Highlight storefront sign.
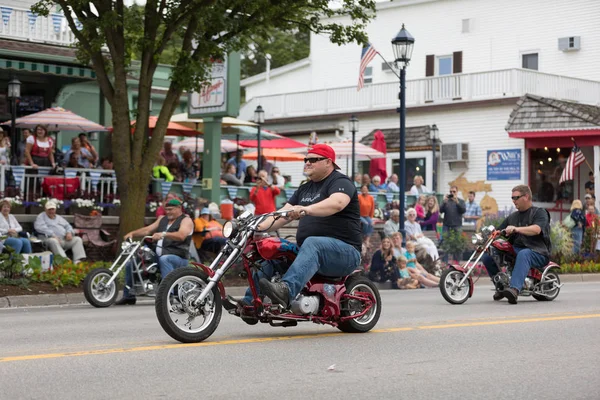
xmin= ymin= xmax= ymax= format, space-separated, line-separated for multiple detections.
xmin=487 ymin=149 xmax=521 ymax=180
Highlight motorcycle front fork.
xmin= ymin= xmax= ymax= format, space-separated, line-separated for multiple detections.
xmin=456 ymin=248 xmax=487 ymax=288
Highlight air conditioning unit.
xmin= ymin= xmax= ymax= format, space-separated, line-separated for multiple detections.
xmin=558 ymin=36 xmax=581 ymax=51
xmin=441 ymin=143 xmax=469 ymax=162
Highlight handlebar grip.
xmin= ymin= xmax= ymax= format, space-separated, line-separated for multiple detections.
xmin=501 ymin=229 xmax=508 ymax=236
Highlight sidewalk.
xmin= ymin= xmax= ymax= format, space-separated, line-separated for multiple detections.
xmin=1 ymin=274 xmax=599 ymax=309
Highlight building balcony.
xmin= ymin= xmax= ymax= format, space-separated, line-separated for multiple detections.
xmin=240 ymin=68 xmax=600 ymax=121
xmin=0 ymin=6 xmax=75 ymax=46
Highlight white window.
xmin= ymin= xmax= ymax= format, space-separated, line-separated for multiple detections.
xmin=436 ymin=55 xmax=453 ymax=76
xmin=363 ymin=66 xmax=373 ymax=84
xmin=522 ymin=53 xmax=539 ymax=70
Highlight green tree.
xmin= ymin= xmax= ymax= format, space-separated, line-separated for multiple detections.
xmin=241 ymin=28 xmax=310 ymax=79
xmin=32 ymin=0 xmax=376 ymax=237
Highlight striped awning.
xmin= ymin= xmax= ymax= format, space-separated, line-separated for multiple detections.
xmin=0 ymin=57 xmax=95 ymax=79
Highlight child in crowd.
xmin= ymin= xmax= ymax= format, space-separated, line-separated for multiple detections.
xmin=405 ymin=241 xmax=439 ymax=288
xmin=415 ymin=194 xmax=427 ymax=221
xmin=396 ymin=255 xmax=420 ymax=289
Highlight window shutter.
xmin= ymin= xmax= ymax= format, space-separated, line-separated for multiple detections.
xmin=425 ymin=55 xmax=434 ymax=76
xmin=453 ymin=51 xmax=463 ymax=73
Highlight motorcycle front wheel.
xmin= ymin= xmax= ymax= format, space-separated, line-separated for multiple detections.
xmin=155 ymin=267 xmax=222 ymax=343
xmin=83 ymin=268 xmax=119 ymax=308
xmin=440 ymin=268 xmax=471 ymax=305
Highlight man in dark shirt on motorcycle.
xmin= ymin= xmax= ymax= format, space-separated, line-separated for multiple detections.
xmin=238 ymin=144 xmax=362 ymax=316
xmin=482 ymin=185 xmax=551 ymax=304
xmin=115 ymin=199 xmax=194 ymax=305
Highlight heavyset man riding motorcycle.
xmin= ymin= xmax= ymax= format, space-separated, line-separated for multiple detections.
xmin=115 ymin=199 xmax=194 ymax=305
xmin=238 ymin=144 xmax=362 ymax=317
xmin=482 ymin=185 xmax=551 ymax=304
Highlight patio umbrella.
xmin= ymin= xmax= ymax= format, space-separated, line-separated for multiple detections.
xmin=327 ymin=141 xmax=386 ymax=160
xmin=108 ymin=116 xmax=197 ymax=137
xmin=369 ymin=130 xmax=388 ymax=181
xmin=242 ymin=148 xmax=305 ymax=163
xmin=3 ymin=107 xmax=108 ymax=132
xmin=238 ymin=136 xmax=306 ymax=149
xmin=171 ymin=137 xmax=239 ymax=153
xmin=170 ymin=113 xmax=281 ymax=140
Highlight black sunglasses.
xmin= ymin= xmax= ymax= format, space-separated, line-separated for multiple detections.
xmin=511 ymin=195 xmax=524 ymax=201
xmin=304 ymin=157 xmax=327 ymax=164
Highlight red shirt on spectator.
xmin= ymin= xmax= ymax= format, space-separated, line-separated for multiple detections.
xmin=250 ymin=185 xmax=281 ymax=215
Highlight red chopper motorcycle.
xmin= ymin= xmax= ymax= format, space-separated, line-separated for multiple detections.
xmin=155 ymin=210 xmax=381 ymax=343
xmin=439 ymin=225 xmax=562 ymax=304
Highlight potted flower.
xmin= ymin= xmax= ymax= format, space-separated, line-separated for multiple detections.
xmin=146 ymin=201 xmax=159 ymax=217
xmin=104 ymin=198 xmax=121 ymax=217
xmin=70 ymin=198 xmax=96 ymax=216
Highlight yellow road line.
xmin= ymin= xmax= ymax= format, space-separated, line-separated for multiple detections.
xmin=2 ymin=313 xmax=599 ymax=363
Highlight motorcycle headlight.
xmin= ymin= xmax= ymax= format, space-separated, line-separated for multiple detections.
xmin=222 ymin=220 xmax=238 ymax=238
xmin=121 ymin=241 xmax=132 ymax=251
xmin=471 ymin=233 xmax=483 ymax=245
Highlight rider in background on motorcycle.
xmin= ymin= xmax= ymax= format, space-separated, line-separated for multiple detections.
xmin=240 ymin=143 xmax=362 ymax=311
xmin=115 ymin=199 xmax=193 ymax=305
xmin=482 ymin=185 xmax=551 ymax=304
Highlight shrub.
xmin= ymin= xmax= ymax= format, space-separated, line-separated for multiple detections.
xmin=550 ymin=221 xmax=574 ymax=264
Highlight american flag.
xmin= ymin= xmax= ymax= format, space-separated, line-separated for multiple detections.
xmin=559 ymin=144 xmax=586 ymax=183
xmin=357 ymin=43 xmax=378 ymax=91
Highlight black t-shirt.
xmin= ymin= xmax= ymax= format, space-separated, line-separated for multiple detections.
xmin=288 ymin=170 xmax=362 ymax=251
xmin=499 ymin=206 xmax=550 ymax=257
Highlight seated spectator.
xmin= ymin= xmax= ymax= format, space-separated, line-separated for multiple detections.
xmin=391 ymin=232 xmax=406 ymax=258
xmin=395 ymin=255 xmax=420 ymax=289
xmin=409 ymin=175 xmax=429 ymax=196
xmin=116 ymin=198 xmax=193 ymax=305
xmin=420 ymin=195 xmax=440 ymax=231
xmin=180 ymin=150 xmax=199 ymax=184
xmin=0 ymin=199 xmax=32 ymax=255
xmin=221 ymin=164 xmax=243 ymax=186
xmin=387 ymin=174 xmax=400 ymax=193
xmin=370 ymin=175 xmax=387 ymax=192
xmin=33 ymin=200 xmax=86 ymax=263
xmin=153 ymin=156 xmax=174 ymax=182
xmin=383 ymin=209 xmax=400 ymax=237
xmin=358 ymin=185 xmax=375 ymax=249
xmin=405 ymin=208 xmax=439 ymax=260
xmin=156 ymin=193 xmax=182 ymax=217
xmin=415 ymin=194 xmax=427 ymax=220
xmin=404 ymin=241 xmax=439 ymax=287
xmin=368 ymin=237 xmax=399 ymax=288
xmin=244 ymin=165 xmax=258 ymax=185
xmin=78 ymin=133 xmax=98 ymax=166
xmin=193 ymin=208 xmax=226 ymax=254
xmin=64 ymin=137 xmax=94 ymax=168
xmin=250 ymin=170 xmax=280 ymax=215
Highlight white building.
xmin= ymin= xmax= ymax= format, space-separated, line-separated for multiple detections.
xmin=239 ymin=0 xmax=600 ymax=215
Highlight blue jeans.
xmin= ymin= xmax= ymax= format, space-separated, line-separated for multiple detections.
xmin=482 ymin=246 xmax=549 ymax=292
xmin=571 ymin=226 xmax=583 ymax=254
xmin=360 ymin=217 xmax=373 ymax=236
xmin=3 ymin=237 xmax=32 ymax=254
xmin=123 ymin=252 xmax=188 ymax=298
xmin=242 ymin=236 xmax=361 ymax=305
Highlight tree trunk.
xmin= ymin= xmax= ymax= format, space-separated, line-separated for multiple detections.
xmin=118 ymin=168 xmax=152 ymax=239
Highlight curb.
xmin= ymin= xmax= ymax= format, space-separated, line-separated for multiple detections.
xmin=1 ymin=274 xmax=599 ymax=309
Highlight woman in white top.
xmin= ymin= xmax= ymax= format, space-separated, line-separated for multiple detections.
xmin=0 ymin=129 xmax=10 ymax=165
xmin=0 ymin=199 xmax=32 ymax=254
xmin=25 ymin=124 xmax=56 ymax=168
xmin=405 ymin=208 xmax=439 ymax=260
xmin=409 ymin=175 xmax=430 ymax=196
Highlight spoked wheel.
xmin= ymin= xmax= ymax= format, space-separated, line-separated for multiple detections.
xmin=83 ymin=268 xmax=119 ymax=308
xmin=533 ymin=270 xmax=561 ymax=301
xmin=338 ymin=275 xmax=381 ymax=333
xmin=155 ymin=267 xmax=222 ymax=343
xmin=440 ymin=268 xmax=471 ymax=305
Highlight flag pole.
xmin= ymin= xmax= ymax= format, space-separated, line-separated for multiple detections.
xmin=572 ymin=137 xmax=594 ymax=172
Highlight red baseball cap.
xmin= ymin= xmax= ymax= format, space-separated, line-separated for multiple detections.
xmin=307 ymin=144 xmax=340 ymax=170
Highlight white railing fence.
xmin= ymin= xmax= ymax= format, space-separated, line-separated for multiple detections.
xmin=0 ymin=6 xmax=76 ymax=45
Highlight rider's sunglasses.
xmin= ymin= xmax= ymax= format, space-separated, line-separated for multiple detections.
xmin=304 ymin=157 xmax=327 ymax=164
xmin=511 ymin=195 xmax=524 ymax=201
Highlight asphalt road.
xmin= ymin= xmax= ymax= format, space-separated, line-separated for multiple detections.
xmin=1 ymin=282 xmax=599 ymax=400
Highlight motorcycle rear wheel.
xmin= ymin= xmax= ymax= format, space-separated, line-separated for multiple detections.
xmin=440 ymin=268 xmax=471 ymax=305
xmin=338 ymin=275 xmax=381 ymax=333
xmin=83 ymin=268 xmax=119 ymax=308
xmin=155 ymin=267 xmax=222 ymax=343
xmin=533 ymin=270 xmax=561 ymax=301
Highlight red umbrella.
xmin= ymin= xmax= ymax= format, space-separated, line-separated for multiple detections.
xmin=109 ymin=116 xmax=197 ymax=137
xmin=369 ymin=130 xmax=387 ymax=182
xmin=238 ymin=134 xmax=306 ymax=149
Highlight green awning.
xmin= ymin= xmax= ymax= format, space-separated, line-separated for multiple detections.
xmin=0 ymin=57 xmax=96 ymax=79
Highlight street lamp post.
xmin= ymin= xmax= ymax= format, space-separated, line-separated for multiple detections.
xmin=254 ymin=105 xmax=265 ymax=171
xmin=7 ymin=77 xmax=21 ymax=162
xmin=391 ymin=24 xmax=415 ymax=233
xmin=349 ymin=115 xmax=359 ymax=179
xmin=430 ymin=124 xmax=439 ymax=193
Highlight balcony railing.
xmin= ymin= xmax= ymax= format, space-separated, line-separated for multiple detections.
xmin=0 ymin=6 xmax=76 ymax=46
xmin=240 ymin=68 xmax=600 ymax=120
